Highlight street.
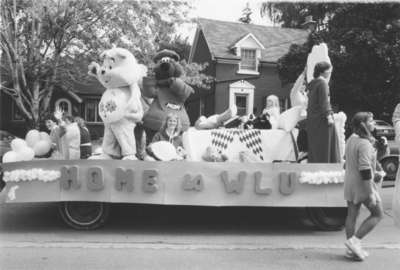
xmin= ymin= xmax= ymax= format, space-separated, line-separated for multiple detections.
xmin=0 ymin=187 xmax=399 ymax=270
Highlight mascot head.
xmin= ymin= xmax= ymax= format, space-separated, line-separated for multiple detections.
xmin=89 ymin=47 xmax=147 ymax=88
xmin=153 ymin=49 xmax=183 ymax=81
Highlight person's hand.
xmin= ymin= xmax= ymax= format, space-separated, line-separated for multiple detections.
xmin=327 ymin=114 xmax=334 ymax=126
xmin=378 ymin=136 xmax=388 ymax=146
xmin=374 ymin=170 xmax=386 ymax=183
xmin=54 ymin=106 xmax=64 ymax=121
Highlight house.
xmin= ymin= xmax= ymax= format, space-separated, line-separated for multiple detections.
xmin=0 ymin=79 xmax=104 ymax=139
xmin=187 ymin=18 xmax=309 ymax=123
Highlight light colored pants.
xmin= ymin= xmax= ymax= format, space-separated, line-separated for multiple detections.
xmin=102 ymin=118 xmax=136 ymax=158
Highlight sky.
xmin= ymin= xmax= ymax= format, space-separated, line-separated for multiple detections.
xmin=189 ymin=0 xmax=273 ymax=26
xmin=181 ymin=0 xmax=273 ymax=43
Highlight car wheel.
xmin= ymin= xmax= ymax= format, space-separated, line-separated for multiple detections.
xmin=58 ymin=201 xmax=110 ymax=230
xmin=306 ymin=207 xmax=346 ymax=231
xmin=380 ymin=155 xmax=398 ymax=181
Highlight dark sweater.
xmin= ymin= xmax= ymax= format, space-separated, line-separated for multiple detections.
xmin=151 ymin=130 xmax=183 ymax=149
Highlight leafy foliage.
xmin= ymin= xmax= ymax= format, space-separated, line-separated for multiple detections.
xmin=1 ymin=0 xmax=211 ymax=127
xmin=261 ymin=2 xmax=400 ymax=121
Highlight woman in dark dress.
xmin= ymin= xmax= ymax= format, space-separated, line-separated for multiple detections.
xmin=74 ymin=117 xmax=92 ymax=159
xmin=306 ymin=61 xmax=340 ymax=163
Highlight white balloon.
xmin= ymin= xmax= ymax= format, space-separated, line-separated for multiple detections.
xmin=2 ymin=151 xmax=18 ymax=163
xmin=18 ymin=147 xmax=35 ymax=161
xmin=33 ymin=140 xmax=52 ymax=156
xmin=39 ymin=132 xmax=52 ymax=143
xmin=25 ymin=130 xmax=41 ymax=148
xmin=10 ymin=138 xmax=27 ymax=152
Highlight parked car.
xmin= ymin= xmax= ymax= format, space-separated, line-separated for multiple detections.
xmin=374 ymin=120 xmax=395 ymax=140
xmin=0 ymin=130 xmax=17 ymax=161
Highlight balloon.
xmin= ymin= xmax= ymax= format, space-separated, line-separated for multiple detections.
xmin=18 ymin=147 xmax=35 ymax=161
xmin=2 ymin=151 xmax=18 ymax=163
xmin=10 ymin=138 xmax=27 ymax=152
xmin=33 ymin=140 xmax=51 ymax=156
xmin=39 ymin=132 xmax=52 ymax=143
xmin=25 ymin=130 xmax=41 ymax=148
xmin=98 ymin=88 xmax=128 ymax=123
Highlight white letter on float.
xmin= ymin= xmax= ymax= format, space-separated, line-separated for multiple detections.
xmin=142 ymin=169 xmax=158 ymax=193
xmin=220 ymin=171 xmax=246 ymax=194
xmin=182 ymin=174 xmax=204 ymax=191
xmin=279 ymin=172 xmax=297 ymax=195
xmin=87 ymin=167 xmax=104 ymax=191
xmin=254 ymin=171 xmax=272 ymax=195
xmin=60 ymin=166 xmax=80 ymax=190
xmin=115 ymin=167 xmax=134 ymax=192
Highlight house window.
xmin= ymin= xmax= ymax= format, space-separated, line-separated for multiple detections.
xmin=85 ymin=99 xmax=101 ymax=123
xmin=55 ymin=98 xmax=72 ymax=115
xmin=235 ymin=94 xmax=248 ymax=116
xmin=11 ymin=102 xmax=24 ymax=121
xmin=240 ymin=49 xmax=257 ymax=71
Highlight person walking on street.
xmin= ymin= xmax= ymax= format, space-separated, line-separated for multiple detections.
xmin=344 ymin=112 xmax=384 ymax=261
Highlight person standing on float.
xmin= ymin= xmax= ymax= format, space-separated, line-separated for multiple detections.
xmin=306 ymin=61 xmax=340 ymax=163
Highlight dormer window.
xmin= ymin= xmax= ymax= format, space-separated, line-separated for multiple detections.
xmin=231 ymin=33 xmax=264 ymax=75
xmin=240 ymin=48 xmax=257 ymax=71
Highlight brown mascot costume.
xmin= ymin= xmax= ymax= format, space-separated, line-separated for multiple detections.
xmin=142 ymin=49 xmax=194 ymax=143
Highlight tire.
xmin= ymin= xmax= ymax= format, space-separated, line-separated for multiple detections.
xmin=306 ymin=207 xmax=346 ymax=231
xmin=380 ymin=155 xmax=398 ymax=181
xmin=58 ymin=201 xmax=110 ymax=230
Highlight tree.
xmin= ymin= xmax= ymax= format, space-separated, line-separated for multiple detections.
xmin=238 ymin=2 xmax=252 ymax=24
xmin=1 ymin=0 xmax=210 ymax=128
xmin=261 ymin=2 xmax=400 ymax=120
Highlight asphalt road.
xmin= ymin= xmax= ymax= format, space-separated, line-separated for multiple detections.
xmin=0 ymin=187 xmax=398 ymax=270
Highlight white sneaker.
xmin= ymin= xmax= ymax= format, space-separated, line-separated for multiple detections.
xmin=345 ymin=238 xmax=366 ymax=261
xmin=345 ymin=248 xmax=369 ymax=260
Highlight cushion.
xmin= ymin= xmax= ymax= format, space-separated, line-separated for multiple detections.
xmin=182 ymin=128 xmax=298 ymax=162
xmin=278 ymin=106 xmax=305 ymax=132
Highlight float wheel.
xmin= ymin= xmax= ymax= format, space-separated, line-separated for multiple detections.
xmin=306 ymin=207 xmax=346 ymax=231
xmin=58 ymin=201 xmax=110 ymax=230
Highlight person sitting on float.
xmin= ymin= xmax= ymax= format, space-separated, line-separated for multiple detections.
xmin=54 ymin=107 xmax=81 ymax=160
xmin=145 ymin=113 xmax=186 ymax=161
xmin=262 ymin=95 xmax=280 ymax=129
xmin=74 ymin=117 xmax=92 ymax=159
xmin=44 ymin=113 xmax=66 ymax=159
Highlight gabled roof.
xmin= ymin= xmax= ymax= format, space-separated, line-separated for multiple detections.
xmin=72 ymin=79 xmax=104 ymax=95
xmin=193 ymin=18 xmax=309 ymax=63
xmin=230 ymin=33 xmax=265 ymax=50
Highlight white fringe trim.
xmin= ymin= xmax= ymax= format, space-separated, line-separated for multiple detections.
xmin=299 ymin=170 xmax=345 ymax=185
xmin=3 ymin=169 xmax=60 ymax=183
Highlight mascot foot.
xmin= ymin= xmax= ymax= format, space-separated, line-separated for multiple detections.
xmin=217 ymin=105 xmax=237 ymax=124
xmin=122 ymin=155 xmax=138 ymax=160
xmin=195 ymin=105 xmax=238 ymax=130
xmin=88 ymin=153 xmax=113 ymax=160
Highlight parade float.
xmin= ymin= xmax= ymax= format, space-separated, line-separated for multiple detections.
xmin=0 ymin=45 xmax=353 ymax=231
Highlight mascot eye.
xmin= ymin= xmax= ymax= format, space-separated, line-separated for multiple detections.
xmin=109 ymin=66 xmax=112 ymax=70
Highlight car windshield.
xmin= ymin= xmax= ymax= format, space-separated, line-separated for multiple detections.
xmin=375 ymin=120 xmax=390 ymax=126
